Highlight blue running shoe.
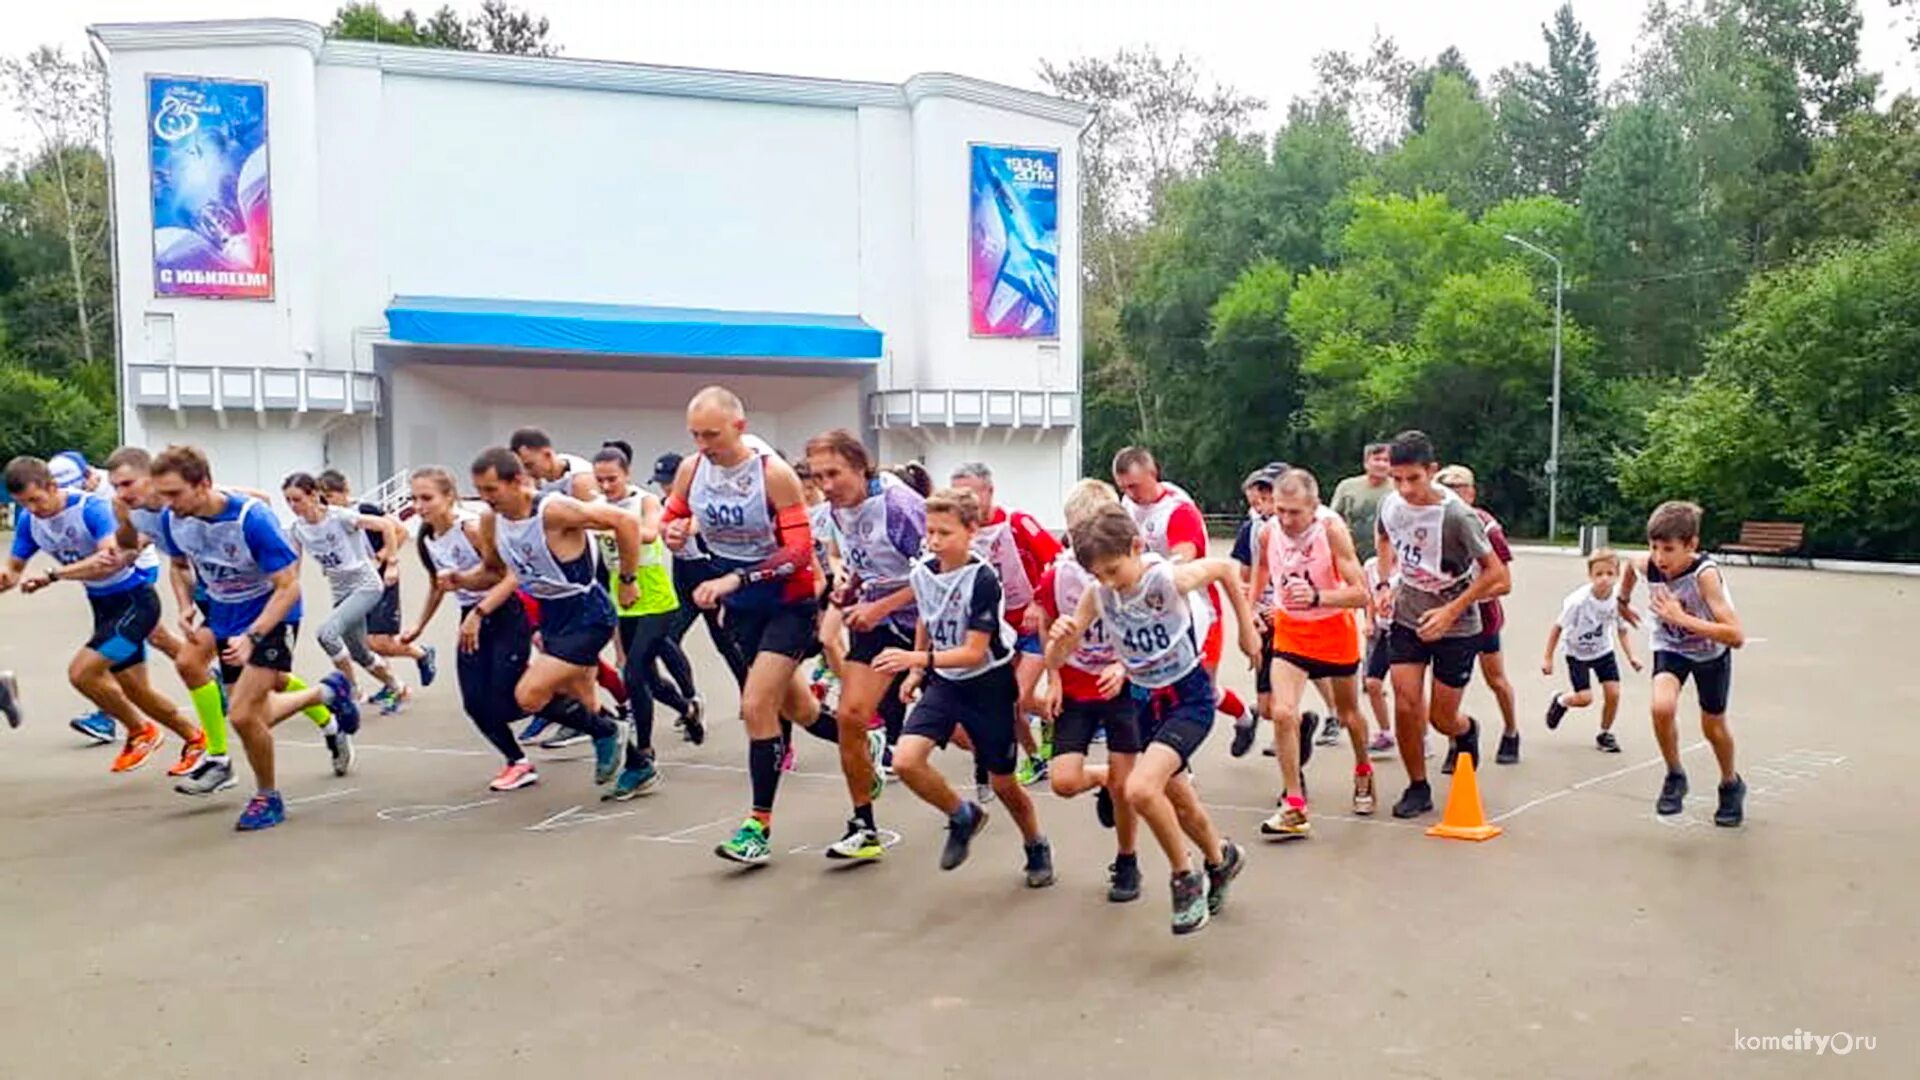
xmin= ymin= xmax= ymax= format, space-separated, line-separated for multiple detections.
xmin=366 ymin=685 xmax=396 ymax=709
xmin=321 ymin=672 xmax=361 ymax=735
xmin=0 ymin=671 xmax=20 ymax=729
xmin=593 ymin=726 xmax=624 ymax=785
xmin=418 ymin=645 xmax=438 ymax=688
xmin=70 ymin=710 xmax=115 ymax=745
xmin=235 ymin=790 xmax=286 ymax=832
xmin=517 ymin=714 xmax=552 ymax=744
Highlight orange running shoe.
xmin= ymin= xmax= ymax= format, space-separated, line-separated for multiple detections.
xmin=168 ymin=731 xmax=208 ymax=777
xmin=111 ymin=724 xmax=163 ymax=773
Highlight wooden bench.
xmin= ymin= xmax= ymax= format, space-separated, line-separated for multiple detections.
xmin=1720 ymin=521 xmax=1807 ymax=565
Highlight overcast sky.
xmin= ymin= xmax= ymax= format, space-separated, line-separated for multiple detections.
xmin=2 ymin=0 xmax=1916 ymax=152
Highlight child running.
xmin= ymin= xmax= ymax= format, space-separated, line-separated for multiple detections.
xmin=875 ymin=488 xmax=1053 ymax=887
xmin=1617 ymin=501 xmax=1747 ymax=825
xmin=1046 ymin=504 xmax=1257 ymax=935
xmin=1034 ymin=479 xmax=1144 ymax=902
xmin=1542 ymin=548 xmax=1641 ymax=752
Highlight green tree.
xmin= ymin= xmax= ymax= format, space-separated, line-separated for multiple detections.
xmin=1407 ymin=46 xmax=1479 ymax=133
xmin=1620 ymin=228 xmax=1920 ymax=557
xmin=1383 ymin=74 xmax=1501 ymax=215
xmin=1495 ymin=3 xmax=1601 ymax=198
xmin=0 ymin=362 xmax=113 ymax=464
xmin=327 ymin=2 xmax=556 ymax=54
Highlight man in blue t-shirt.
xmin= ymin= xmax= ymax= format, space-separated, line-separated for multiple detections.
xmin=149 ymin=445 xmax=360 ymax=832
xmin=2 ymin=455 xmax=207 ymax=773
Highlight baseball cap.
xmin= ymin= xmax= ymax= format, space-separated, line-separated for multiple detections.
xmin=651 ymin=452 xmax=683 ymax=486
xmin=49 ymin=451 xmax=90 ymax=491
xmin=1435 ymin=464 xmax=1475 ymax=488
xmin=1242 ymin=469 xmax=1274 ymax=491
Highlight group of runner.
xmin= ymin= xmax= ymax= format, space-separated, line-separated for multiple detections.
xmin=0 ymin=387 xmax=1750 ymax=934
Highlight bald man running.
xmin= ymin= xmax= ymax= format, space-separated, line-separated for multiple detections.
xmin=661 ymin=387 xmax=871 ymax=866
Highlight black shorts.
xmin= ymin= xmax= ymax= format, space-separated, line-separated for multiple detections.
xmin=1133 ymin=666 xmax=1215 ymax=767
xmin=847 ymin=622 xmax=913 ymax=666
xmin=1273 ymin=649 xmax=1360 ymax=682
xmin=724 ymin=599 xmax=820 ymax=662
xmin=87 ymin=586 xmax=162 ymax=673
xmin=365 ymin=583 xmax=402 ymax=636
xmin=903 ymin=662 xmax=1019 ymax=776
xmin=1567 ymin=653 xmax=1621 ymax=692
xmin=1255 ymin=638 xmax=1276 ymax=695
xmin=1364 ymin=629 xmax=1391 ymax=682
xmin=1654 ymin=650 xmax=1732 ymax=715
xmin=1054 ymin=692 xmax=1142 ymax=756
xmin=1387 ymin=623 xmax=1477 ymax=689
xmin=536 ymin=588 xmax=616 ymax=667
xmin=1476 ymin=629 xmax=1503 ymax=655
xmin=216 ymin=622 xmax=298 ymax=687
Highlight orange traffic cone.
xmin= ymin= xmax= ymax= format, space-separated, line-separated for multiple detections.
xmin=1426 ymin=754 xmax=1503 ymax=841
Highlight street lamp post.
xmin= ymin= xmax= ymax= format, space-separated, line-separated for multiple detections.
xmin=1503 ymin=233 xmax=1564 ymax=542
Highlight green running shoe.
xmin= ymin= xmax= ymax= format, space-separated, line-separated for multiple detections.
xmin=715 ymin=818 xmax=772 ymax=866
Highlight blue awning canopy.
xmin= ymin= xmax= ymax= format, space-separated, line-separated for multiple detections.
xmin=385 ymin=295 xmax=882 ymax=361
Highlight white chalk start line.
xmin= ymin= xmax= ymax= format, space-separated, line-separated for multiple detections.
xmin=1487 ymin=741 xmax=1708 ymax=824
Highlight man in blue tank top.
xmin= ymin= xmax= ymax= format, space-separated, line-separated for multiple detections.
xmin=149 ymin=445 xmax=360 ymax=832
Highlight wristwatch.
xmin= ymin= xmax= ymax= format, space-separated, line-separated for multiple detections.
xmin=246 ymin=630 xmax=267 ymax=647
xmin=617 ymin=572 xmax=638 ymax=584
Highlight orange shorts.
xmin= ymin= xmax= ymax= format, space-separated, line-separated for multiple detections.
xmin=1272 ymin=609 xmax=1360 ymax=666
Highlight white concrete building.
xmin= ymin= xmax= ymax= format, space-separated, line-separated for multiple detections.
xmin=91 ymin=19 xmax=1089 ymax=522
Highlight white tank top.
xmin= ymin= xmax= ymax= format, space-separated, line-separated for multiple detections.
xmin=538 ymin=452 xmax=595 ymax=496
xmin=1124 ymin=482 xmax=1195 ymax=559
xmin=1649 ymin=555 xmax=1732 ymax=661
xmin=496 ymin=494 xmax=592 ymax=599
xmin=807 ymin=500 xmax=835 ymax=567
xmin=165 ymin=495 xmax=277 ymax=605
xmin=424 ymin=513 xmax=488 ymax=609
xmin=25 ymin=493 xmax=142 ymax=595
xmin=1266 ymin=505 xmax=1344 ymax=622
xmin=909 ymin=556 xmax=1013 ymax=681
xmin=1050 ymin=554 xmax=1116 ymax=674
xmin=970 ymin=513 xmax=1035 ymax=613
xmin=689 ymin=451 xmax=777 ymax=564
xmin=1378 ymin=487 xmax=1469 ymax=595
xmin=833 ymin=488 xmax=917 ymax=600
xmin=289 ymin=507 xmax=381 ymax=595
xmin=116 ymin=499 xmax=163 ymax=573
xmin=1096 ymin=554 xmax=1200 ymax=689
xmin=598 ymin=487 xmax=671 ymax=573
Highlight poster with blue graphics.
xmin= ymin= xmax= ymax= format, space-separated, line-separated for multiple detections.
xmin=969 ymin=144 xmax=1059 ymax=338
xmin=148 ymin=76 xmax=274 ymax=300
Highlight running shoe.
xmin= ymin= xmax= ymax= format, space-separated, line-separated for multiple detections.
xmin=168 ymin=732 xmax=208 ymax=777
xmin=1595 ymin=731 xmax=1621 ymax=753
xmin=1260 ymin=804 xmax=1311 ymax=841
xmin=1391 ymin=780 xmax=1434 ymax=819
xmin=1015 ymin=753 xmax=1045 ymax=787
xmin=1714 ymin=775 xmax=1746 ymax=827
xmin=1316 ymin=718 xmax=1340 ymax=747
xmin=1367 ymin=731 xmax=1396 ymax=758
xmin=975 ymin=782 xmax=996 ymax=805
xmin=1107 ymin=858 xmax=1142 ymax=903
xmin=540 ymin=726 xmax=588 ymax=750
xmin=234 ymin=790 xmax=286 ymax=832
xmin=1442 ymin=716 xmax=1481 ymax=775
xmin=880 ymin=744 xmax=896 ymax=782
xmin=488 ymin=761 xmax=539 ymax=792
xmin=678 ymin=694 xmax=707 ymax=746
xmin=0 ymin=671 xmax=20 ymax=729
xmin=379 ymin=685 xmax=410 ymax=717
xmin=603 ymin=762 xmax=661 ymax=801
xmin=321 ymin=672 xmax=361 ymax=735
xmin=1545 ymin=694 xmax=1568 ymax=731
xmin=1171 ymin=869 xmax=1210 ymax=936
xmin=366 ymin=685 xmax=397 ymax=709
xmin=1024 ymin=838 xmax=1056 ymax=888
xmin=592 ymin=725 xmax=624 ymax=785
xmin=326 ymin=731 xmax=356 ymax=777
xmin=175 ymin=756 xmax=236 ymax=796
xmin=517 ymin=715 xmax=553 ymax=744
xmin=111 ymin=724 xmax=163 ymax=773
xmin=778 ymin=740 xmax=796 ymax=773
xmin=715 ymin=818 xmax=772 ymax=865
xmin=1298 ymin=712 xmax=1321 ymax=768
xmin=1656 ymin=771 xmax=1689 ymax=815
xmin=1229 ymin=719 xmax=1257 ymax=758
xmin=866 ymin=728 xmax=887 ymax=801
xmin=1205 ymin=839 xmax=1245 ymax=914
xmin=1090 ymin=726 xmax=1106 ymax=745
xmin=1496 ymin=730 xmax=1521 ymax=765
xmin=1262 ymin=741 xmax=1277 ymax=757
xmin=1095 ymin=784 xmax=1115 ymax=829
xmin=940 ymin=802 xmax=989 ymax=870
xmin=825 ymin=818 xmax=885 ymax=861
xmin=70 ymin=710 xmax=115 ymax=745
xmin=1353 ymin=771 xmax=1376 ymax=815
xmin=417 ymin=645 xmax=438 ymax=688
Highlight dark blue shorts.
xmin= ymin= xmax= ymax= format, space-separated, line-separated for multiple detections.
xmin=87 ymin=586 xmax=161 ymax=673
xmin=536 ymin=588 xmax=616 ymax=667
xmin=903 ymin=663 xmax=1020 ymax=776
xmin=1568 ymin=653 xmax=1621 ymax=692
xmin=1132 ymin=666 xmax=1215 ymax=767
xmin=1654 ymin=650 xmax=1732 ymax=715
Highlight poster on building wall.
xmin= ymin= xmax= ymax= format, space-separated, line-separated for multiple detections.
xmin=147 ymin=76 xmax=273 ymax=300
xmin=969 ymin=144 xmax=1059 ymax=338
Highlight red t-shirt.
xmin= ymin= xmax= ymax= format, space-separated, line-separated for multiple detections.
xmin=1147 ymin=493 xmax=1221 ymax=624
xmin=1474 ymin=507 xmax=1512 ymax=635
xmin=989 ymin=506 xmax=1064 ymax=629
xmin=1032 ymin=565 xmax=1105 ymax=701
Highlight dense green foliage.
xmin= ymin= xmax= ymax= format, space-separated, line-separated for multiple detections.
xmin=1046 ymin=1 xmax=1920 ymax=557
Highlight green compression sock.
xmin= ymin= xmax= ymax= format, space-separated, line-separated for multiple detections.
xmin=283 ymin=675 xmax=333 ymax=727
xmin=190 ymin=682 xmax=229 ymax=757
